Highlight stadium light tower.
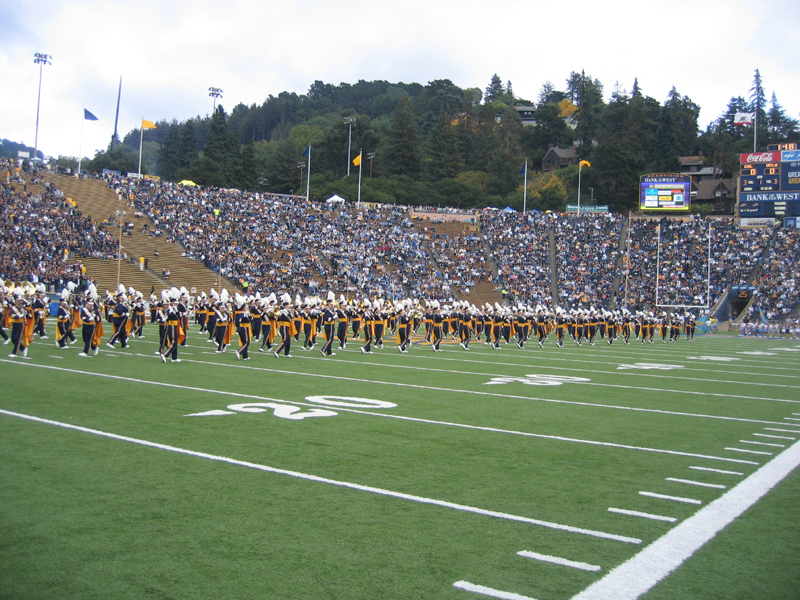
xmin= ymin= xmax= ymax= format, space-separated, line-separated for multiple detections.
xmin=209 ymin=87 xmax=223 ymax=111
xmin=344 ymin=116 xmax=356 ymax=176
xmin=33 ymin=52 xmax=52 ymax=162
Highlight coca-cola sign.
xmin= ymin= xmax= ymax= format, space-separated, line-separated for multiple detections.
xmin=740 ymin=151 xmax=781 ymax=164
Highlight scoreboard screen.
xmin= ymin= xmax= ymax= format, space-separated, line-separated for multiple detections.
xmin=639 ymin=173 xmax=691 ymax=211
xmin=740 ymin=162 xmax=781 ymax=192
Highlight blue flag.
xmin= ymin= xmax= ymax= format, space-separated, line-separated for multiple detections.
xmin=519 ymin=164 xmax=526 ymax=176
xmin=302 ymin=145 xmax=310 ymax=156
xmin=84 ymin=108 xmax=99 ymax=121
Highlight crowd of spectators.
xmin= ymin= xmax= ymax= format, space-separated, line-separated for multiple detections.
xmin=0 ymin=159 xmax=115 ymax=290
xmin=752 ymin=226 xmax=799 ymax=319
xmin=8 ymin=165 xmax=793 ymax=321
xmin=482 ymin=211 xmax=553 ymax=307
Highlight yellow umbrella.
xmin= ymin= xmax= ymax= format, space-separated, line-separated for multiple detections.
xmin=178 ymin=180 xmax=197 ymax=186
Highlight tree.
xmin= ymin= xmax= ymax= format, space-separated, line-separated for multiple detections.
xmin=484 ymin=74 xmax=504 ymax=104
xmin=203 ymin=105 xmax=230 ymax=168
xmin=383 ymin=95 xmax=421 ymax=178
xmin=425 ymin=113 xmax=463 ymax=180
xmin=157 ymin=123 xmax=181 ymax=180
xmin=179 ymin=122 xmax=198 ymax=169
xmin=652 ymin=106 xmax=682 ymax=172
xmin=566 ymin=70 xmax=605 ymax=157
xmin=665 ymin=87 xmax=700 ymax=155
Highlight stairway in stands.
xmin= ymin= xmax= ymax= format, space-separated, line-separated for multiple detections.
xmin=43 ymin=174 xmax=241 ymax=295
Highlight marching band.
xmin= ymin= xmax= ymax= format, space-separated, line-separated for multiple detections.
xmin=0 ymin=280 xmax=729 ymax=364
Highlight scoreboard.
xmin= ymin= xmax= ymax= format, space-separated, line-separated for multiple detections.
xmin=739 ymin=146 xmax=800 ymax=218
xmin=639 ymin=173 xmax=691 ymax=211
xmin=740 ymin=161 xmax=780 ymax=192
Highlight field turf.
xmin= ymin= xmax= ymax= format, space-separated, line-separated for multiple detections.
xmin=1 ymin=323 xmax=799 ymax=599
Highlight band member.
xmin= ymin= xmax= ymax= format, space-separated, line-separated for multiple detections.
xmin=7 ymin=296 xmax=28 ymax=357
xmin=397 ymin=307 xmax=411 ymax=353
xmin=360 ymin=302 xmax=375 ymax=355
xmin=235 ymin=298 xmax=252 ymax=360
xmin=55 ymin=300 xmax=72 ymax=348
xmin=274 ymin=299 xmax=294 ymax=357
xmin=77 ymin=300 xmax=100 ymax=357
xmin=336 ymin=303 xmax=349 ymax=349
xmin=214 ymin=302 xmax=231 ymax=353
xmin=131 ymin=293 xmax=146 ymax=338
xmin=32 ymin=289 xmax=48 ymax=339
xmin=106 ymin=292 xmax=130 ymax=348
xmin=160 ymin=298 xmax=182 ymax=363
xmin=431 ymin=307 xmax=443 ymax=352
xmin=319 ymin=301 xmax=336 ymax=357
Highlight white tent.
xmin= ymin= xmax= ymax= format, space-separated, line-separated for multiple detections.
xmin=325 ymin=194 xmax=346 ymax=205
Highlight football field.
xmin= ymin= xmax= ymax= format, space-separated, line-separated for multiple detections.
xmin=1 ymin=324 xmax=799 ymax=599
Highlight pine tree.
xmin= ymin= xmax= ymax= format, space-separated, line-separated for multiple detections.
xmin=157 ymin=124 xmax=181 ymax=180
xmin=179 ymin=122 xmax=198 ymax=170
xmin=426 ymin=113 xmax=463 ymax=180
xmin=652 ymin=106 xmax=681 ymax=172
xmin=384 ymin=95 xmax=421 ymax=178
xmin=484 ymin=74 xmax=504 ymax=104
xmin=203 ymin=106 xmax=229 ymax=172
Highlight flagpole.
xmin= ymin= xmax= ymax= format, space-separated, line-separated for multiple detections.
xmin=523 ymin=159 xmax=528 ymax=214
xmin=753 ymin=108 xmax=757 ymax=152
xmin=357 ymin=149 xmax=362 ymax=203
xmin=138 ymin=117 xmax=144 ymax=175
xmin=306 ymin=146 xmax=311 ymax=202
xmin=577 ymin=162 xmax=583 ymax=215
xmin=78 ymin=108 xmax=85 ymax=177
xmin=655 ymin=222 xmax=662 ymax=308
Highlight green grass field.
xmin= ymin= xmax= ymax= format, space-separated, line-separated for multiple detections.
xmin=1 ymin=323 xmax=799 ymax=600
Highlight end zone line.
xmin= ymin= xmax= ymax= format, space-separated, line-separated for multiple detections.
xmin=571 ymin=440 xmax=800 ymax=600
xmin=0 ymin=408 xmax=641 ymax=545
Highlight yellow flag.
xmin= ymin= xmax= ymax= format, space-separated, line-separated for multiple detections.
xmin=142 ymin=119 xmax=157 ymax=130
xmin=352 ymin=153 xmax=362 ymax=167
xmin=579 ymin=160 xmax=591 ymax=169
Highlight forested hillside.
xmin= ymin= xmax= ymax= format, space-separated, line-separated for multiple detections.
xmin=82 ymin=70 xmax=799 ymax=212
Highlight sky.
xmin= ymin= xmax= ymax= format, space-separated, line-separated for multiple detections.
xmin=2 ymin=0 xmax=799 ymax=160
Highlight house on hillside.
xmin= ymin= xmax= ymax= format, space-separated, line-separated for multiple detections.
xmin=542 ymin=147 xmax=578 ymax=172
xmin=680 ymin=154 xmax=721 ymax=181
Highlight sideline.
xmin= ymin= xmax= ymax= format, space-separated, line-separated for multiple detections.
xmin=570 ymin=439 xmax=800 ymax=600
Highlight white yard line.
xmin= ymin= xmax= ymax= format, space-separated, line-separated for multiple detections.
xmin=0 ymin=408 xmax=640 ymax=545
xmin=638 ymin=492 xmax=702 ymax=505
xmin=665 ymin=478 xmax=726 ymax=489
xmin=724 ymin=447 xmax=773 ymax=456
xmin=753 ymin=433 xmax=795 ymax=440
xmin=764 ymin=427 xmax=800 ymax=433
xmin=688 ymin=466 xmax=743 ymax=476
xmin=570 ymin=440 xmax=800 ymax=600
xmin=0 ymin=359 xmax=765 ymax=465
xmin=738 ymin=440 xmax=785 ymax=448
xmin=517 ymin=551 xmax=601 ymax=572
xmin=99 ymin=353 xmax=800 ymax=425
xmin=454 ymin=581 xmax=537 ymax=600
xmin=607 ymin=508 xmax=676 ymax=522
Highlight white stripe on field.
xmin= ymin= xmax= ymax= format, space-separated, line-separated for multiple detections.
xmin=764 ymin=428 xmax=800 ymax=433
xmin=753 ymin=433 xmax=795 ymax=440
xmin=570 ymin=440 xmax=800 ymax=600
xmin=0 ymin=360 xmax=761 ymax=466
xmin=639 ymin=492 xmax=702 ymax=505
xmin=739 ymin=440 xmax=785 ymax=448
xmin=607 ymin=508 xmax=676 ymax=522
xmin=0 ymin=408 xmax=641 ymax=545
xmin=517 ymin=551 xmax=601 ymax=572
xmin=5 ymin=356 xmax=797 ymax=432
xmin=688 ymin=466 xmax=743 ymax=476
xmin=453 ymin=581 xmax=537 ymax=600
xmin=784 ymin=417 xmax=800 ymax=422
xmin=724 ymin=447 xmax=773 ymax=456
xmin=665 ymin=478 xmax=726 ymax=489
